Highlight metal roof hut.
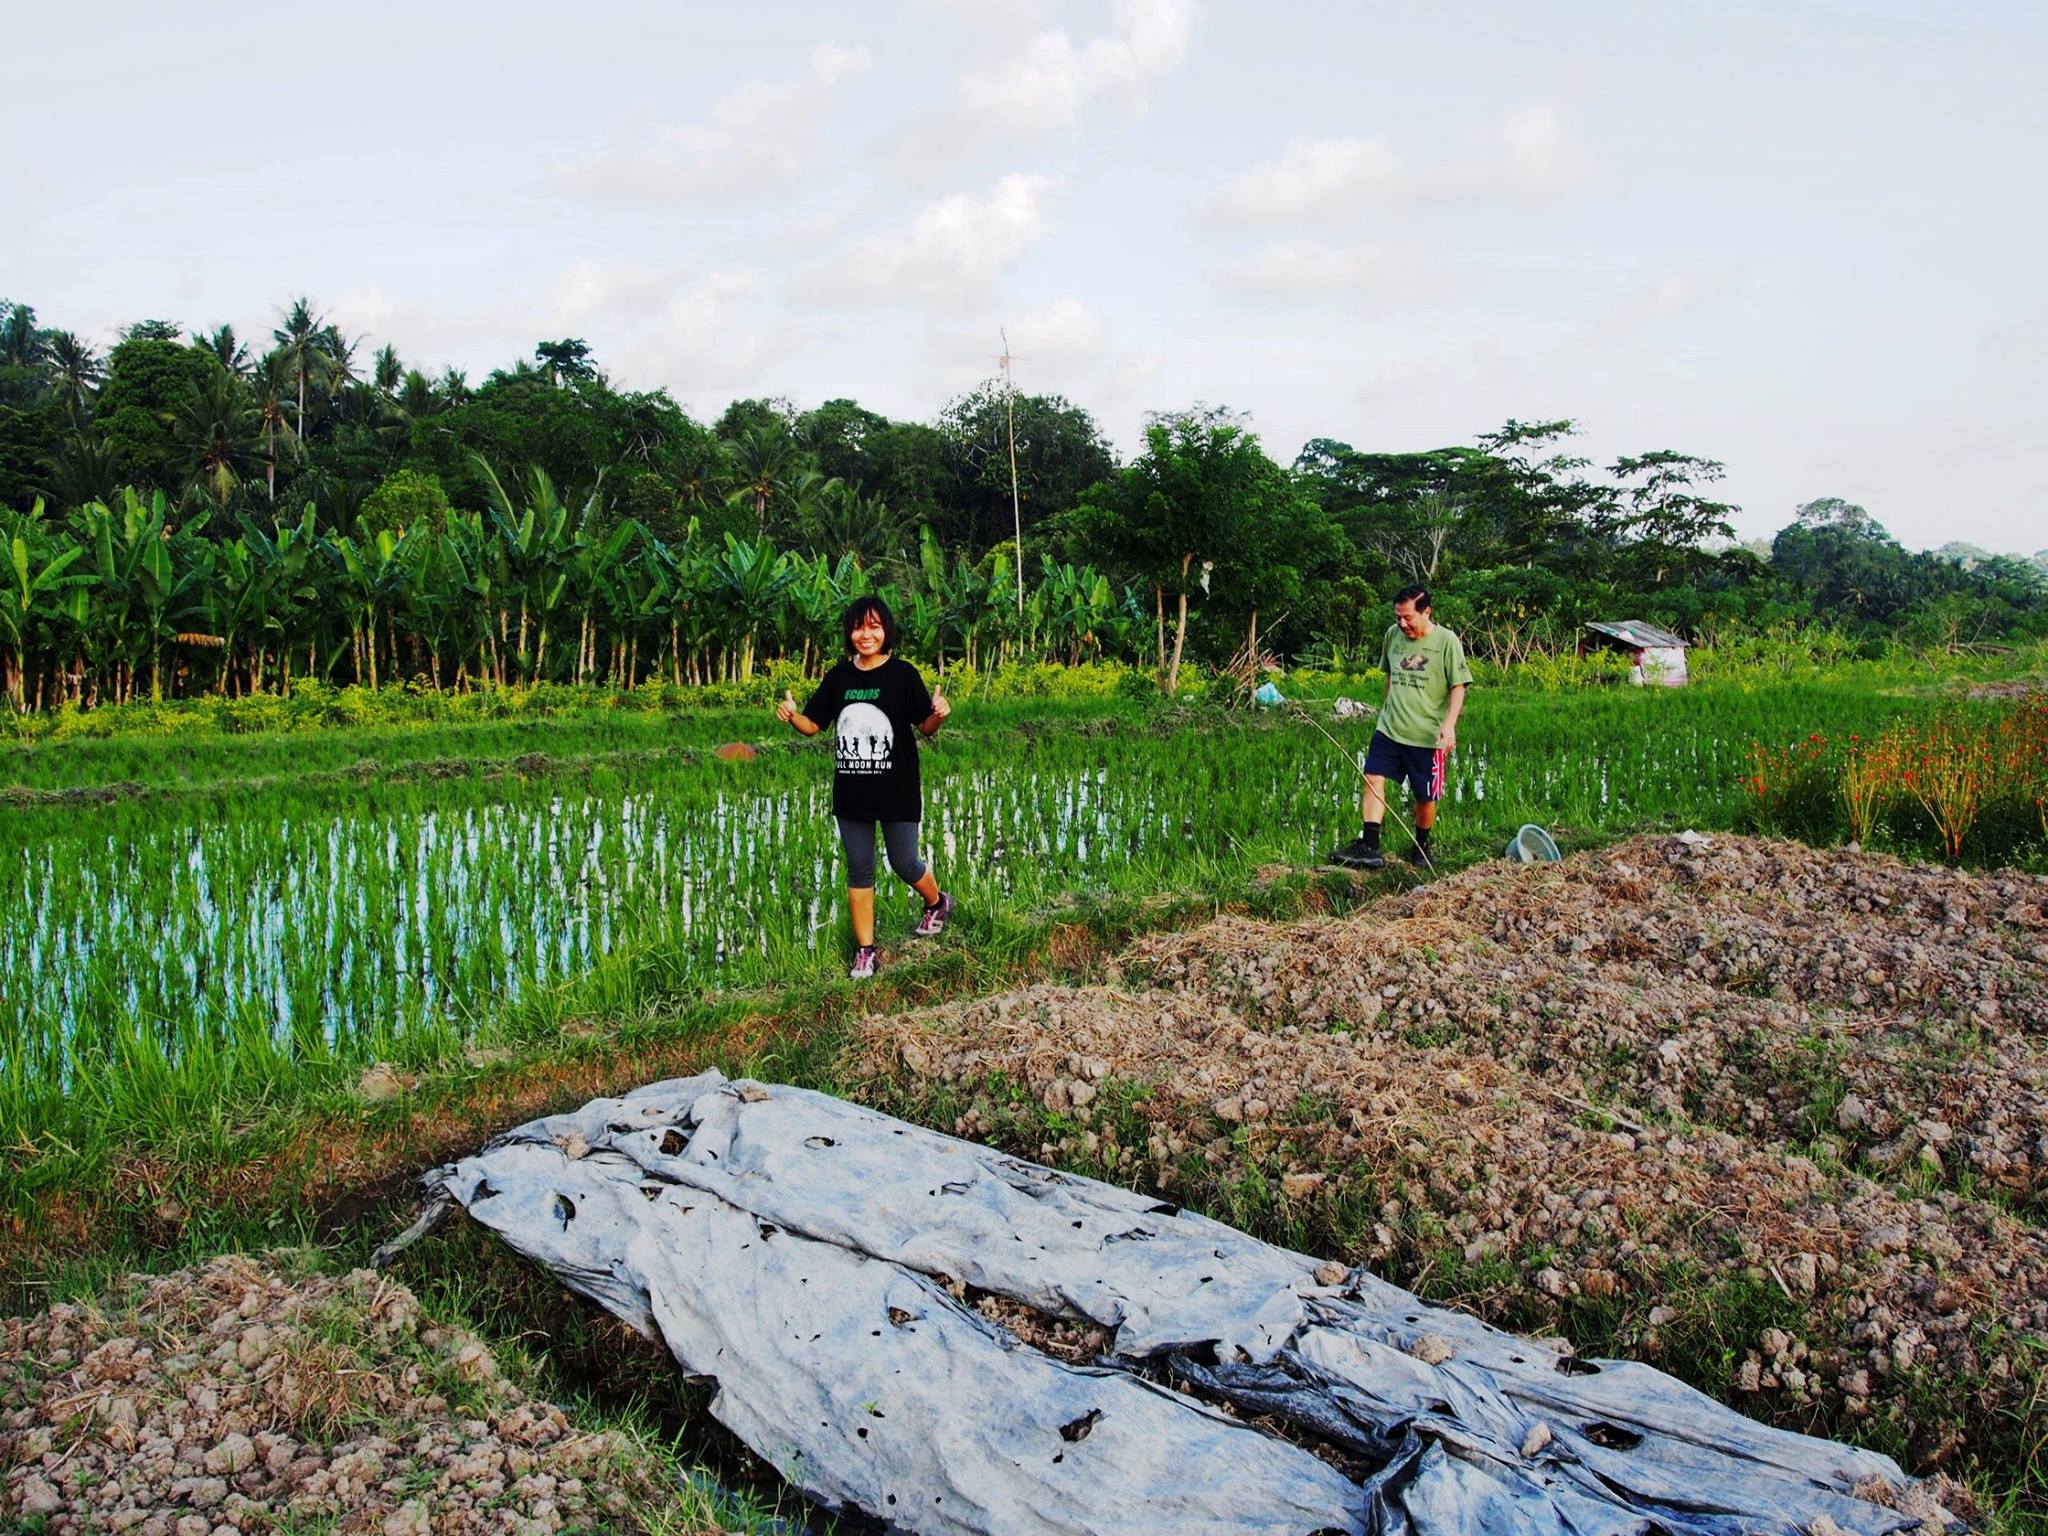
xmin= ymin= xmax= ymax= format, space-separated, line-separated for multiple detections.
xmin=1584 ymin=619 xmax=1689 ymax=686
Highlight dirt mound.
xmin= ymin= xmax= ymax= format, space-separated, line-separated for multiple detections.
xmin=0 ymin=1254 xmax=698 ymax=1536
xmin=852 ymin=834 xmax=2047 ymax=1482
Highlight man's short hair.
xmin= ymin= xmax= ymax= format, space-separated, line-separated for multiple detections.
xmin=1393 ymin=585 xmax=1431 ymax=611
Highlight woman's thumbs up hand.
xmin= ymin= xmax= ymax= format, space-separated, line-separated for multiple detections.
xmin=776 ymin=690 xmax=798 ymax=725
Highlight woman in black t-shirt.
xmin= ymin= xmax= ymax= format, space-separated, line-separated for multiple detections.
xmin=777 ymin=596 xmax=953 ymax=979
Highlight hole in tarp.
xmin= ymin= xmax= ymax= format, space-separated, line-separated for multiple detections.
xmin=758 ymin=1223 xmax=779 ymax=1242
xmin=1146 ymin=1201 xmax=1181 ymax=1217
xmin=857 ymin=1426 xmax=867 ymax=1439
xmin=658 ymin=1128 xmax=686 ymax=1156
xmin=965 ymin=1288 xmax=1116 ymax=1364
xmin=1052 ymin=1450 xmax=1064 ymax=1464
xmin=1059 ymin=1409 xmax=1103 ymax=1442
xmin=804 ymin=1135 xmax=836 ymax=1149
xmin=1555 ymin=1356 xmax=1601 ymax=1377
xmin=471 ymin=1179 xmax=497 ymax=1203
xmin=553 ymin=1193 xmax=576 ymax=1228
xmin=1104 ymin=1228 xmax=1153 ymax=1244
xmin=1581 ymin=1421 xmax=1642 ymax=1450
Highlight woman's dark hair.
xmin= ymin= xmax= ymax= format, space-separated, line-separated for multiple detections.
xmin=841 ymin=595 xmax=899 ymax=655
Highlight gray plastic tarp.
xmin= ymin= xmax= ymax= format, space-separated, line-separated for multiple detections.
xmin=414 ymin=1072 xmax=1943 ymax=1536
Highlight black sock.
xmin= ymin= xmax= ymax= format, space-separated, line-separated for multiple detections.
xmin=1360 ymin=821 xmax=1381 ymax=850
xmin=1415 ymin=825 xmax=1433 ymax=849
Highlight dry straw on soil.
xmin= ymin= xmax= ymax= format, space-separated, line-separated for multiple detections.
xmin=854 ymin=834 xmax=2047 ymax=1480
xmin=0 ymin=1255 xmax=696 ymax=1536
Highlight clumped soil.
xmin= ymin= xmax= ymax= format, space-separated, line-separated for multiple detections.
xmin=0 ymin=1254 xmax=698 ymax=1536
xmin=852 ymin=833 xmax=2048 ymax=1483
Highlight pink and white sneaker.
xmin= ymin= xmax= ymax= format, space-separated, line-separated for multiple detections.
xmin=913 ymin=891 xmax=954 ymax=938
xmin=849 ymin=945 xmax=879 ymax=980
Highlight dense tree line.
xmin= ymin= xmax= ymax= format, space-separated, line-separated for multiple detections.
xmin=1 ymin=297 xmax=2042 ymax=710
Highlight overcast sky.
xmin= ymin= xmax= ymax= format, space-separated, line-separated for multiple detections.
xmin=5 ymin=0 xmax=2043 ymax=552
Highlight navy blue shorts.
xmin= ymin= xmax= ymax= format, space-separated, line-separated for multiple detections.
xmin=1363 ymin=730 xmax=1447 ymax=803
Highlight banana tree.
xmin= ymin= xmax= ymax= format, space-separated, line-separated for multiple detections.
xmin=915 ymin=526 xmax=972 ymax=673
xmin=0 ymin=503 xmax=90 ymax=712
xmin=67 ymin=494 xmax=152 ymax=704
xmin=135 ymin=510 xmax=209 ymax=702
xmin=706 ymin=532 xmax=793 ymax=681
xmin=240 ymin=507 xmax=325 ymax=689
xmin=454 ymin=510 xmax=512 ymax=685
xmin=477 ymin=459 xmax=579 ymax=680
xmin=566 ymin=520 xmax=640 ymax=684
xmin=325 ymin=527 xmax=409 ymax=689
xmin=199 ymin=535 xmax=281 ymax=695
xmin=396 ymin=523 xmax=473 ymax=687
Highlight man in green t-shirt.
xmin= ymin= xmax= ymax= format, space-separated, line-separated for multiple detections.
xmin=1329 ymin=585 xmax=1472 ymax=870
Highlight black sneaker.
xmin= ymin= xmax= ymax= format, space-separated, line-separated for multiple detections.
xmin=1328 ymin=836 xmax=1385 ymax=869
xmin=1403 ymin=843 xmax=1435 ymax=868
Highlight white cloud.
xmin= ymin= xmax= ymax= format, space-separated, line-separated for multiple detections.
xmin=547 ymin=259 xmax=691 ymax=324
xmin=1006 ymin=295 xmax=1110 ymax=356
xmin=1206 ymin=100 xmax=1592 ymax=225
xmin=328 ymin=285 xmax=515 ymax=364
xmin=1584 ymin=272 xmax=1730 ymax=344
xmin=793 ymin=173 xmax=1062 ymax=307
xmin=534 ymin=260 xmax=785 ymax=395
xmin=1206 ymin=137 xmax=1403 ymax=226
xmin=891 ymin=0 xmax=1193 ymax=178
xmin=1467 ymin=101 xmax=1592 ymax=201
xmin=555 ymin=43 xmax=872 ymax=204
xmin=1210 ymin=239 xmax=1392 ymax=298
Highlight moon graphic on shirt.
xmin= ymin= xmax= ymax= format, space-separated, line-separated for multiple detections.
xmin=835 ymin=702 xmax=894 ymax=772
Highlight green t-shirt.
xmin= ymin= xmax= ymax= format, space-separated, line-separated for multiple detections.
xmin=1378 ymin=622 xmax=1474 ymax=748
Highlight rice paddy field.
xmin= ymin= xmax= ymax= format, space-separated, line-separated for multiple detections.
xmin=3 ymin=669 xmax=2045 ymax=1532
xmin=3 ymin=678 xmax=2039 ymax=1181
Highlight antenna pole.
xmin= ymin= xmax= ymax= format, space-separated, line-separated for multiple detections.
xmin=1001 ymin=328 xmax=1024 ymax=613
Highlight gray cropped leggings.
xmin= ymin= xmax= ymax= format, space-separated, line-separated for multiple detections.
xmin=836 ymin=818 xmax=927 ymax=890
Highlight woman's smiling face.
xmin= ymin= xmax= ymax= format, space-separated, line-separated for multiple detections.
xmin=849 ymin=610 xmax=887 ymax=656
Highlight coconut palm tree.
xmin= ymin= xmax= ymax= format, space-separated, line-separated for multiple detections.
xmin=271 ymin=297 xmax=326 ymax=439
xmin=177 ymin=368 xmax=263 ymax=508
xmin=1 ymin=304 xmax=46 ymax=369
xmin=250 ymin=352 xmax=298 ymax=500
xmin=44 ymin=331 xmax=104 ymax=420
xmin=726 ymin=422 xmax=802 ymax=536
xmin=197 ymin=324 xmax=252 ymax=377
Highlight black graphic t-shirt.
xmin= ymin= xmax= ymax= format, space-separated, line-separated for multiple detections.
xmin=803 ymin=656 xmax=934 ymax=822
